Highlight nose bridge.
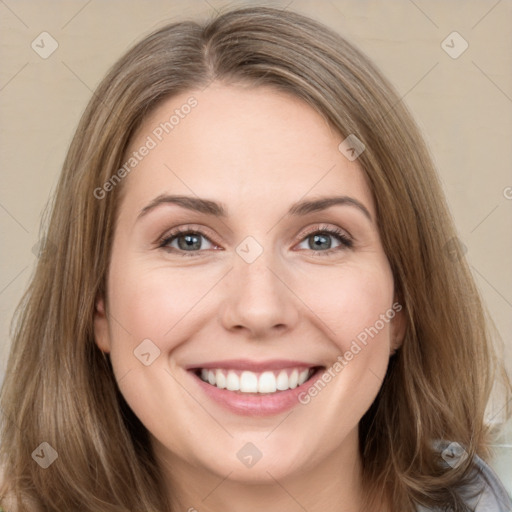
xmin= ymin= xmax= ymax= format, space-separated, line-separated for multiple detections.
xmin=219 ymin=237 xmax=299 ymax=335
xmin=237 ymin=245 xmax=279 ymax=296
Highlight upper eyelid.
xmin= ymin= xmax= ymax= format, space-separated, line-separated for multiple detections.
xmin=159 ymin=224 xmax=217 ymax=243
xmin=300 ymin=224 xmax=352 ymax=239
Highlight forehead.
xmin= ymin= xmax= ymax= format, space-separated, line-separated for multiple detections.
xmin=119 ymin=83 xmax=374 ymax=219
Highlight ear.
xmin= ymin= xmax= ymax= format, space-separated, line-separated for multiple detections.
xmin=390 ymin=301 xmax=406 ymax=354
xmin=93 ymin=295 xmax=111 ymax=354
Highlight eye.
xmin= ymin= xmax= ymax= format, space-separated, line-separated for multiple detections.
xmin=157 ymin=226 xmax=218 ymax=256
xmin=295 ymin=225 xmax=353 ymax=256
xmin=157 ymin=224 xmax=353 ymax=257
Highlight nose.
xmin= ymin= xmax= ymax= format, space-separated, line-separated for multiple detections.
xmin=219 ymin=248 xmax=300 ymax=339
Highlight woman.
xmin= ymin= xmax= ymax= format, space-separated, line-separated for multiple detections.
xmin=0 ymin=6 xmax=510 ymax=512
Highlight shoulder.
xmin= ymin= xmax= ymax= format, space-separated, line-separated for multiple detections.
xmin=417 ymin=440 xmax=512 ymax=512
xmin=464 ymin=452 xmax=512 ymax=512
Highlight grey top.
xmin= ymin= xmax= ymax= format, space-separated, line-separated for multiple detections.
xmin=416 ymin=440 xmax=512 ymax=511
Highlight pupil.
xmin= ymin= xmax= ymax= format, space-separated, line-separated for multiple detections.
xmin=179 ymin=234 xmax=201 ymax=250
xmin=312 ymin=233 xmax=330 ymax=250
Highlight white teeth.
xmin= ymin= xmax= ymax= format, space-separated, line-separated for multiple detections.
xmin=289 ymin=369 xmax=299 ymax=389
xmin=198 ymin=367 xmax=314 ymax=393
xmin=215 ymin=369 xmax=226 ymax=389
xmin=276 ymin=370 xmax=289 ymax=391
xmin=226 ymin=371 xmax=240 ymax=391
xmin=298 ymin=368 xmax=309 ymax=385
xmin=258 ymin=371 xmax=277 ymax=393
xmin=240 ymin=371 xmax=259 ymax=392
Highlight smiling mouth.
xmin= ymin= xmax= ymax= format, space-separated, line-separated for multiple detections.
xmin=191 ymin=366 xmax=325 ymax=394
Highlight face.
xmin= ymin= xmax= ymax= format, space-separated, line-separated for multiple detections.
xmin=94 ymin=83 xmax=405 ymax=489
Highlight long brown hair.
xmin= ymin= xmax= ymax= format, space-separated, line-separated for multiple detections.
xmin=1 ymin=6 xmax=509 ymax=511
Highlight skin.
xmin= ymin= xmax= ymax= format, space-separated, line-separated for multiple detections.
xmin=94 ymin=83 xmax=405 ymax=512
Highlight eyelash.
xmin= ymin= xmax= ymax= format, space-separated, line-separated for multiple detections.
xmin=157 ymin=224 xmax=353 ymax=258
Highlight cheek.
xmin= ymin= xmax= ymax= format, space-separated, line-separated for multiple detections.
xmin=107 ymin=258 xmax=221 ymax=355
xmin=292 ymin=263 xmax=395 ymax=437
xmin=104 ymin=258 xmax=214 ymax=436
xmin=294 ymin=260 xmax=395 ymax=352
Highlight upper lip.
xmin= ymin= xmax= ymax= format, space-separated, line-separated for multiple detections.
xmin=186 ymin=359 xmax=322 ymax=372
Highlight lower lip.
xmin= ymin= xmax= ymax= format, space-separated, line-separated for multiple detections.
xmin=188 ymin=368 xmax=325 ymax=416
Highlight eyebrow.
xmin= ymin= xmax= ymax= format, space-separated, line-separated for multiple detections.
xmin=137 ymin=194 xmax=372 ymax=222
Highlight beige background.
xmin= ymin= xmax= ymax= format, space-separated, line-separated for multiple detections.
xmin=1 ymin=0 xmax=511 ymax=491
